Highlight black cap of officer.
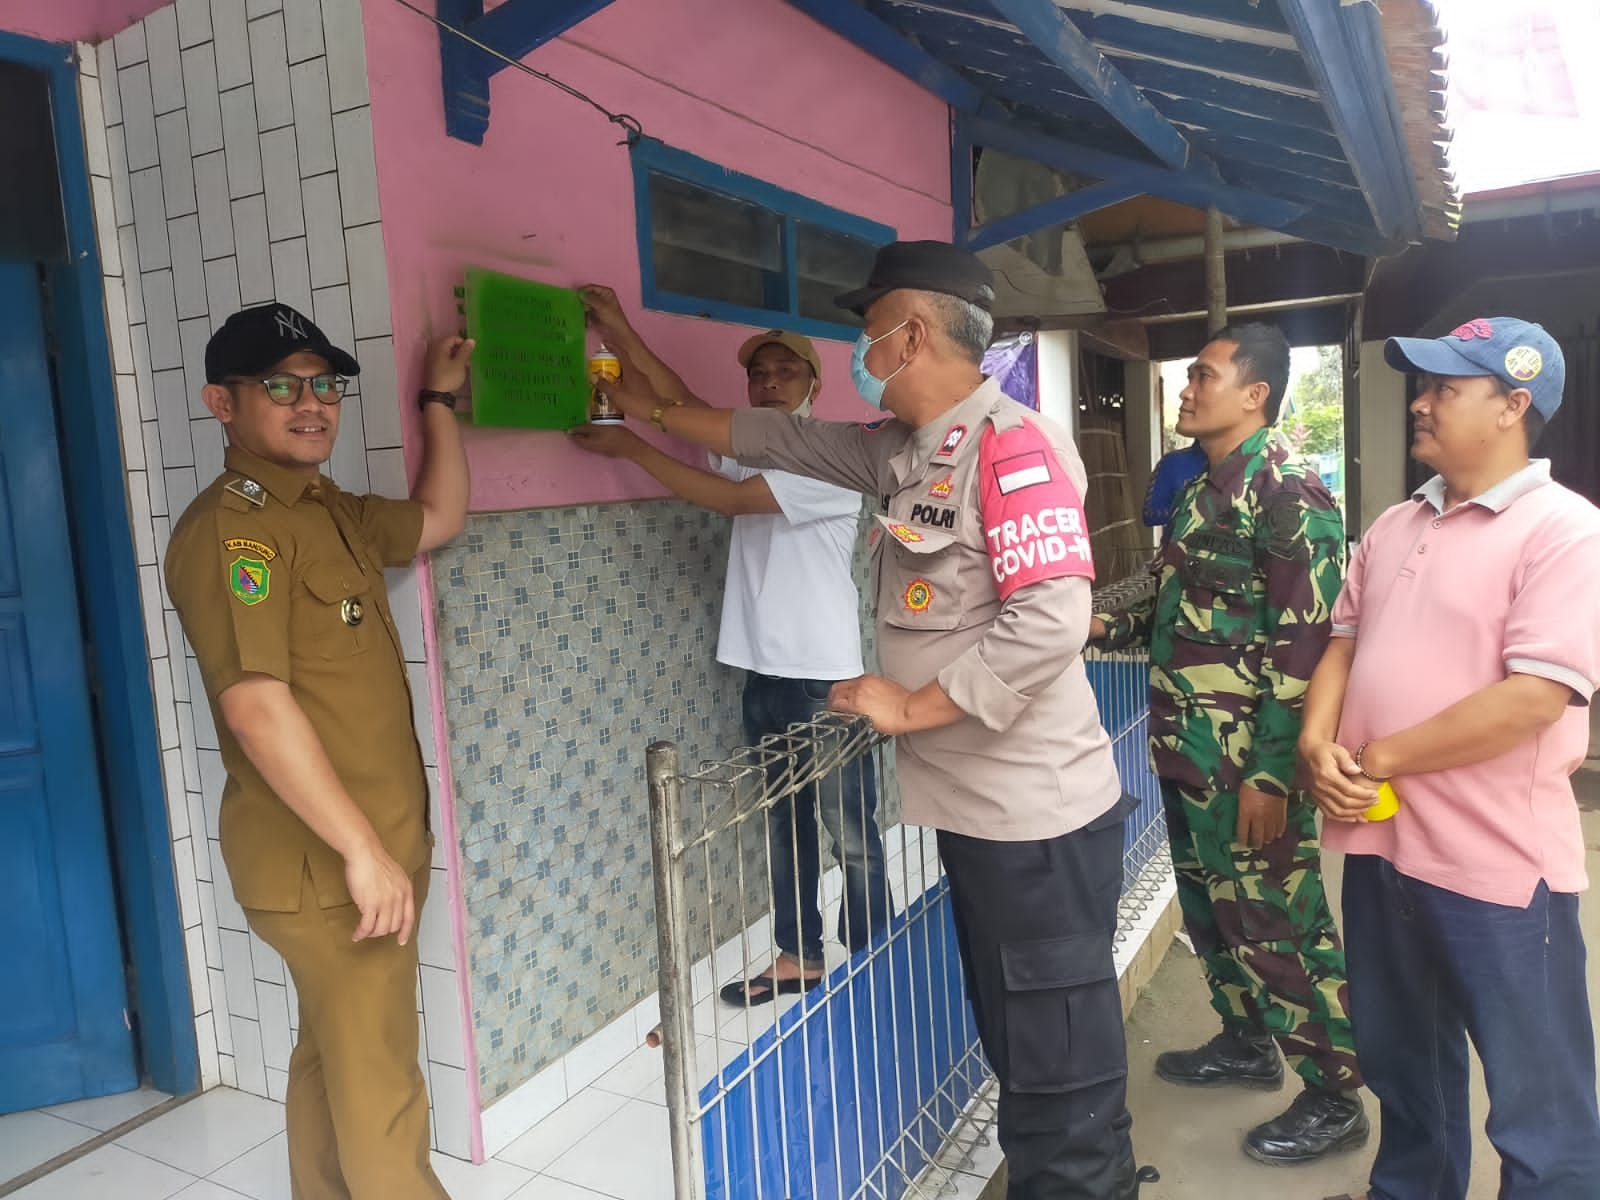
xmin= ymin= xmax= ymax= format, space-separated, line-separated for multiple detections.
xmin=835 ymin=240 xmax=997 ymax=317
xmin=205 ymin=302 xmax=361 ymax=384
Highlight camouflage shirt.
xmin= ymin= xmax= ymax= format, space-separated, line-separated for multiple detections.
xmin=1097 ymin=427 xmax=1344 ymax=797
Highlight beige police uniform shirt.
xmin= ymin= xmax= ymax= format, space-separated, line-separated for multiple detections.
xmin=165 ymin=446 xmax=430 ymax=911
xmin=730 ymin=377 xmax=1122 ymax=840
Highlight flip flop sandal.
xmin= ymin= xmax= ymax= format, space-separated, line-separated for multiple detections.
xmin=719 ymin=971 xmax=824 ymax=1006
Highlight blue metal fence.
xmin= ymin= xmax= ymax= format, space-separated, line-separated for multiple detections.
xmin=648 ymin=644 xmax=1166 ymax=1200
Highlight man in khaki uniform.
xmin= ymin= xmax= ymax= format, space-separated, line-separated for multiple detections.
xmin=165 ymin=303 xmax=471 ymax=1199
xmin=596 ymin=242 xmax=1154 ymax=1199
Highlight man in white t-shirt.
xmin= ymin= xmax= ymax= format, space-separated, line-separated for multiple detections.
xmin=573 ymin=287 xmax=893 ymax=1003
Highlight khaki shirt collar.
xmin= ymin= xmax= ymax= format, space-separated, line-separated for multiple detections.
xmin=896 ymin=376 xmax=1004 ymax=475
xmin=223 ymin=444 xmax=329 ymax=507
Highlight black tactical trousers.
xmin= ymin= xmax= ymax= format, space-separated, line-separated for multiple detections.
xmin=937 ymin=795 xmax=1137 ymax=1199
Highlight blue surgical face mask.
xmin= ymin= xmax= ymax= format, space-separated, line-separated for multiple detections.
xmin=850 ymin=320 xmax=909 ymax=409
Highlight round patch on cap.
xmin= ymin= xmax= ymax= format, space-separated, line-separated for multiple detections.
xmin=1504 ymin=345 xmax=1543 ymax=381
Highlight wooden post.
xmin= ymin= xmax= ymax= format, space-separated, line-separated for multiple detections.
xmin=1205 ymin=206 xmax=1226 ymax=335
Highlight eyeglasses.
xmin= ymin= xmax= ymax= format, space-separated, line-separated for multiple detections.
xmin=227 ymin=372 xmax=348 ymax=405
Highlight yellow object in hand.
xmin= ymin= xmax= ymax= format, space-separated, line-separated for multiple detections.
xmin=1365 ymin=781 xmax=1400 ymax=822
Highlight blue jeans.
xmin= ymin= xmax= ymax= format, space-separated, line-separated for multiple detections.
xmin=1343 ymin=855 xmax=1600 ymax=1199
xmin=742 ymin=673 xmax=893 ymax=967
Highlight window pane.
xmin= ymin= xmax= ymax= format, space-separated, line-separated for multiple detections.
xmin=796 ymin=221 xmax=880 ymax=327
xmin=648 ymin=172 xmax=786 ymax=313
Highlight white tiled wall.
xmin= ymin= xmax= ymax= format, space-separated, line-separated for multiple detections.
xmin=74 ymin=0 xmax=473 ymax=1159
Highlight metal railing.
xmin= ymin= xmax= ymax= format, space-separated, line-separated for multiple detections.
xmin=648 ymin=644 xmax=1165 ymax=1200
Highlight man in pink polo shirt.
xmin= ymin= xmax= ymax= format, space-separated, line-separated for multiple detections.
xmin=1299 ymin=316 xmax=1600 ymax=1200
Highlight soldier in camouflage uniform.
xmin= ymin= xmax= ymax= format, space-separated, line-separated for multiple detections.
xmin=1092 ymin=324 xmax=1366 ymax=1166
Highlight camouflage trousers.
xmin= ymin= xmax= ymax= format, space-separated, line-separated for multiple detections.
xmin=1160 ymin=780 xmax=1362 ymax=1091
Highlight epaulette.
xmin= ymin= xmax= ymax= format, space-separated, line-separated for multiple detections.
xmin=223 ymin=477 xmax=267 ymax=509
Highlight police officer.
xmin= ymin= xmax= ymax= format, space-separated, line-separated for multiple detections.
xmin=594 ymin=242 xmax=1154 ymax=1199
xmin=165 ymin=303 xmax=471 ymax=1199
xmin=1091 ymin=324 xmax=1366 ymax=1165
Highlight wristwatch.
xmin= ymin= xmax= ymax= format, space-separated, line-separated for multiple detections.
xmin=419 ymin=389 xmax=457 ymax=411
xmin=650 ymin=399 xmax=682 ymax=432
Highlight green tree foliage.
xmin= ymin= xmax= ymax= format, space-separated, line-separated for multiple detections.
xmin=1285 ymin=345 xmax=1344 ymax=457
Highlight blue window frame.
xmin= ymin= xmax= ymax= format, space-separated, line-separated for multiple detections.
xmin=631 ymin=139 xmax=895 ymax=341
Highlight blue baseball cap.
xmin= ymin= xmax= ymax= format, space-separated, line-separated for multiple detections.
xmin=1384 ymin=317 xmax=1564 ymax=420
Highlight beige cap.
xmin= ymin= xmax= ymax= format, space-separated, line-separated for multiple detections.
xmin=736 ymin=329 xmax=821 ymax=382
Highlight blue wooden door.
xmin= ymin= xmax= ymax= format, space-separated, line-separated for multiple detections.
xmin=0 ymin=261 xmax=138 ymax=1111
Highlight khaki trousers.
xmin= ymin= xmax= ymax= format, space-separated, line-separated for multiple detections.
xmin=245 ymin=865 xmax=448 ymax=1200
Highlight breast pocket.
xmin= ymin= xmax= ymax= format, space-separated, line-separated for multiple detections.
xmin=297 ymin=563 xmax=370 ymax=660
xmin=881 ymin=540 xmax=966 ymax=632
xmin=1173 ymin=555 xmax=1256 ymax=645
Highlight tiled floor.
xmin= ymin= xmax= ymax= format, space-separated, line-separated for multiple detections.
xmin=3 ymin=1065 xmax=990 ymax=1200
xmin=2 ymin=830 xmax=1003 ymax=1200
xmin=0 ymin=1087 xmax=172 ymax=1186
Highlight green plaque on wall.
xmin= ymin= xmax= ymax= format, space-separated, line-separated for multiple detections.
xmin=461 ymin=268 xmax=589 ymax=429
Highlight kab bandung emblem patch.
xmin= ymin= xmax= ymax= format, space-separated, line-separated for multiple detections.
xmin=229 ymin=556 xmax=270 ymax=605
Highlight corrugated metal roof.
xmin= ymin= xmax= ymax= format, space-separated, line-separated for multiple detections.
xmin=1377 ymin=0 xmax=1460 ymax=239
xmin=788 ymin=0 xmax=1459 ymax=253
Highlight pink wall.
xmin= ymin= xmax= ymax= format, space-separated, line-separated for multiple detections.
xmin=360 ymin=0 xmax=953 ymax=513
xmin=0 ymin=0 xmax=167 ymax=43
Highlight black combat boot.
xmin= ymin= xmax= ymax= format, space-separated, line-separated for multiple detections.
xmin=1243 ymin=1086 xmax=1369 ymax=1165
xmin=1154 ymin=1027 xmax=1283 ymax=1088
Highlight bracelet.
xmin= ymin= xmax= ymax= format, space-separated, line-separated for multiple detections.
xmin=418 ymin=389 xmax=457 ymax=411
xmin=1354 ymin=740 xmax=1390 ymax=783
xmin=650 ymin=398 xmax=682 ymax=432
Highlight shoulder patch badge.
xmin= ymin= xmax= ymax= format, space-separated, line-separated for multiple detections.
xmin=937 ymin=425 xmax=968 ymax=456
xmin=223 ymin=537 xmax=277 ymax=561
xmin=224 ymin=478 xmax=267 ymax=508
xmin=229 ymin=556 xmax=271 ymax=605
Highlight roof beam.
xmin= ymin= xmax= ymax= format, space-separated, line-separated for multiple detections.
xmin=963 ymin=181 xmax=1146 ymax=251
xmin=952 ymin=124 xmax=976 ymax=246
xmin=959 ymin=114 xmax=1338 ymax=243
xmin=439 ymin=0 xmax=618 ymax=144
xmin=1147 ymin=301 xmax=1353 ymax=360
xmin=987 ymin=0 xmax=1195 ymax=170
xmin=1101 ymin=241 xmax=1366 ymax=317
xmin=1275 ymin=0 xmax=1422 ymax=240
xmin=783 ymin=0 xmax=985 ymax=113
xmin=1086 ymin=14 xmax=1314 ymax=93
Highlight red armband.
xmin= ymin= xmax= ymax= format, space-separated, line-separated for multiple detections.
xmin=978 ymin=421 xmax=1094 ymax=601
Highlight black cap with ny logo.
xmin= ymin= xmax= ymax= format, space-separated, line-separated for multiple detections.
xmin=204 ymin=302 xmax=362 ymax=384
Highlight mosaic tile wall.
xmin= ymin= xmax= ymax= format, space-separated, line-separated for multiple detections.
xmin=433 ymin=499 xmax=888 ymax=1105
